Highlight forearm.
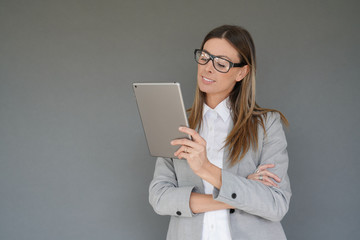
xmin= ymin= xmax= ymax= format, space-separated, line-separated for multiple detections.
xmin=196 ymin=162 xmax=222 ymax=189
xmin=149 ymin=157 xmax=197 ymax=217
xmin=213 ymin=169 xmax=291 ymax=221
xmin=210 ymin=113 xmax=291 ymax=221
xmin=189 ymin=192 xmax=233 ymax=214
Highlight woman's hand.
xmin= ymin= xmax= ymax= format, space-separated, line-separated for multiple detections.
xmin=247 ymin=164 xmax=281 ymax=187
xmin=170 ymin=127 xmax=210 ymax=174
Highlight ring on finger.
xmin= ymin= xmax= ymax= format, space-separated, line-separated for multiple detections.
xmin=255 ymin=169 xmax=260 ymax=174
xmin=259 ymin=175 xmax=263 ymax=181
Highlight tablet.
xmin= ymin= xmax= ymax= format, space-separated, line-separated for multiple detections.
xmin=133 ymin=82 xmax=191 ymax=158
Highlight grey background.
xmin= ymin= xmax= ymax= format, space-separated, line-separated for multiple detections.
xmin=1 ymin=0 xmax=359 ymax=239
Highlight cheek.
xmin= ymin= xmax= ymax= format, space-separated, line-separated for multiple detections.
xmin=197 ymin=64 xmax=205 ymax=75
xmin=219 ymin=72 xmax=236 ymax=83
xmin=223 ymin=70 xmax=240 ymax=83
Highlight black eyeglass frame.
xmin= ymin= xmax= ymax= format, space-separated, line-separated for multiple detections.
xmin=194 ymin=49 xmax=247 ymax=73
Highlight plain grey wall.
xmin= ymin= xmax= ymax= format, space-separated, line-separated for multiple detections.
xmin=1 ymin=0 xmax=359 ymax=239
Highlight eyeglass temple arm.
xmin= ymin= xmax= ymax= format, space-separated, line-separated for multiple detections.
xmin=233 ymin=62 xmax=247 ymax=67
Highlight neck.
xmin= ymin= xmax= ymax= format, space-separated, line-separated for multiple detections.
xmin=205 ymin=94 xmax=228 ymax=109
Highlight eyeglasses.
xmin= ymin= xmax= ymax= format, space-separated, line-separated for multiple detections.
xmin=194 ymin=49 xmax=246 ymax=73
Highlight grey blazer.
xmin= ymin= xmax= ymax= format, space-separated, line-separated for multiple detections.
xmin=149 ymin=112 xmax=291 ymax=240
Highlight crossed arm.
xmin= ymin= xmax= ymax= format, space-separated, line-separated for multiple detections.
xmin=188 ymin=164 xmax=281 ymax=214
xmin=149 ymin=113 xmax=291 ymax=220
xmin=170 ymin=126 xmax=282 ymax=214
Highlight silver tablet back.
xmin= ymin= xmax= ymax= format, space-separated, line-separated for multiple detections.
xmin=133 ymin=82 xmax=190 ymax=158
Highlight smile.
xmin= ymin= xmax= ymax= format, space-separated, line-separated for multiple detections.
xmin=202 ymin=76 xmax=215 ymax=83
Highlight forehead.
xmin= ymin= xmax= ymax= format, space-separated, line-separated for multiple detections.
xmin=203 ymin=38 xmax=240 ymax=62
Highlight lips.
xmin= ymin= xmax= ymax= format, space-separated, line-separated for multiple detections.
xmin=202 ymin=76 xmax=215 ymax=83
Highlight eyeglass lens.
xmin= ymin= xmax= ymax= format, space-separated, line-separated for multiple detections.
xmin=195 ymin=50 xmax=231 ymax=73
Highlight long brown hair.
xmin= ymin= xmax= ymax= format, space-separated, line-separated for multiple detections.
xmin=188 ymin=25 xmax=288 ymax=167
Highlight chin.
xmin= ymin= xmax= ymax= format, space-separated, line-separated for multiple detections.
xmin=198 ymin=84 xmax=216 ymax=96
xmin=197 ymin=80 xmax=210 ymax=93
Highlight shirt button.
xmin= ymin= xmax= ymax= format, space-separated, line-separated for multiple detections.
xmin=176 ymin=211 xmax=181 ymax=216
xmin=231 ymin=193 xmax=237 ymax=199
xmin=230 ymin=209 xmax=235 ymax=214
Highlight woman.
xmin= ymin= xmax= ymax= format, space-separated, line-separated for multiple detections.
xmin=149 ymin=25 xmax=291 ymax=240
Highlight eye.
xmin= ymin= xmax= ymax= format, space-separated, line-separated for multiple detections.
xmin=201 ymin=53 xmax=209 ymax=59
xmin=216 ymin=62 xmax=226 ymax=68
xmin=198 ymin=53 xmax=210 ymax=63
xmin=215 ymin=58 xmax=229 ymax=69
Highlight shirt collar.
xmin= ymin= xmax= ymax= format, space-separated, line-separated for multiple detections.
xmin=203 ymin=97 xmax=231 ymax=122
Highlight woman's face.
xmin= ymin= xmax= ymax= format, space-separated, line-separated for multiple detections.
xmin=197 ymin=38 xmax=247 ymax=107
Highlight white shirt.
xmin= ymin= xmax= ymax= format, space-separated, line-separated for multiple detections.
xmin=199 ymin=98 xmax=232 ymax=240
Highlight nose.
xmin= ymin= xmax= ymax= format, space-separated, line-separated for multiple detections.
xmin=204 ymin=60 xmax=214 ymax=73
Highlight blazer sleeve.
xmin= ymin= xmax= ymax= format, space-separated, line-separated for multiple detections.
xmin=212 ymin=112 xmax=292 ymax=222
xmin=149 ymin=157 xmax=197 ymax=218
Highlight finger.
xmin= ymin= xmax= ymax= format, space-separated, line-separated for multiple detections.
xmin=247 ymin=173 xmax=258 ymax=180
xmin=177 ymin=151 xmax=190 ymax=160
xmin=174 ymin=145 xmax=191 ymax=157
xmin=174 ymin=146 xmax=183 ymax=157
xmin=178 ymin=127 xmax=206 ymax=145
xmin=262 ymin=176 xmax=278 ymax=187
xmin=257 ymin=164 xmax=275 ymax=172
xmin=171 ymin=138 xmax=198 ymax=149
xmin=261 ymin=170 xmax=281 ymax=182
xmin=248 ymin=174 xmax=278 ymax=187
xmin=253 ymin=179 xmax=273 ymax=187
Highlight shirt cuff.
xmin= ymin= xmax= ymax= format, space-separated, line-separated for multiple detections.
xmin=173 ymin=186 xmax=197 ymax=217
xmin=212 ymin=169 xmax=243 ymax=205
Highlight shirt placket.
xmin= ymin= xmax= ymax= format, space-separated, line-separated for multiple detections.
xmin=208 ymin=111 xmax=216 ymax=162
xmin=208 ymin=111 xmax=217 ymax=238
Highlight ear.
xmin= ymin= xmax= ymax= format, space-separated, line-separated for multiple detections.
xmin=235 ymin=65 xmax=250 ymax=82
